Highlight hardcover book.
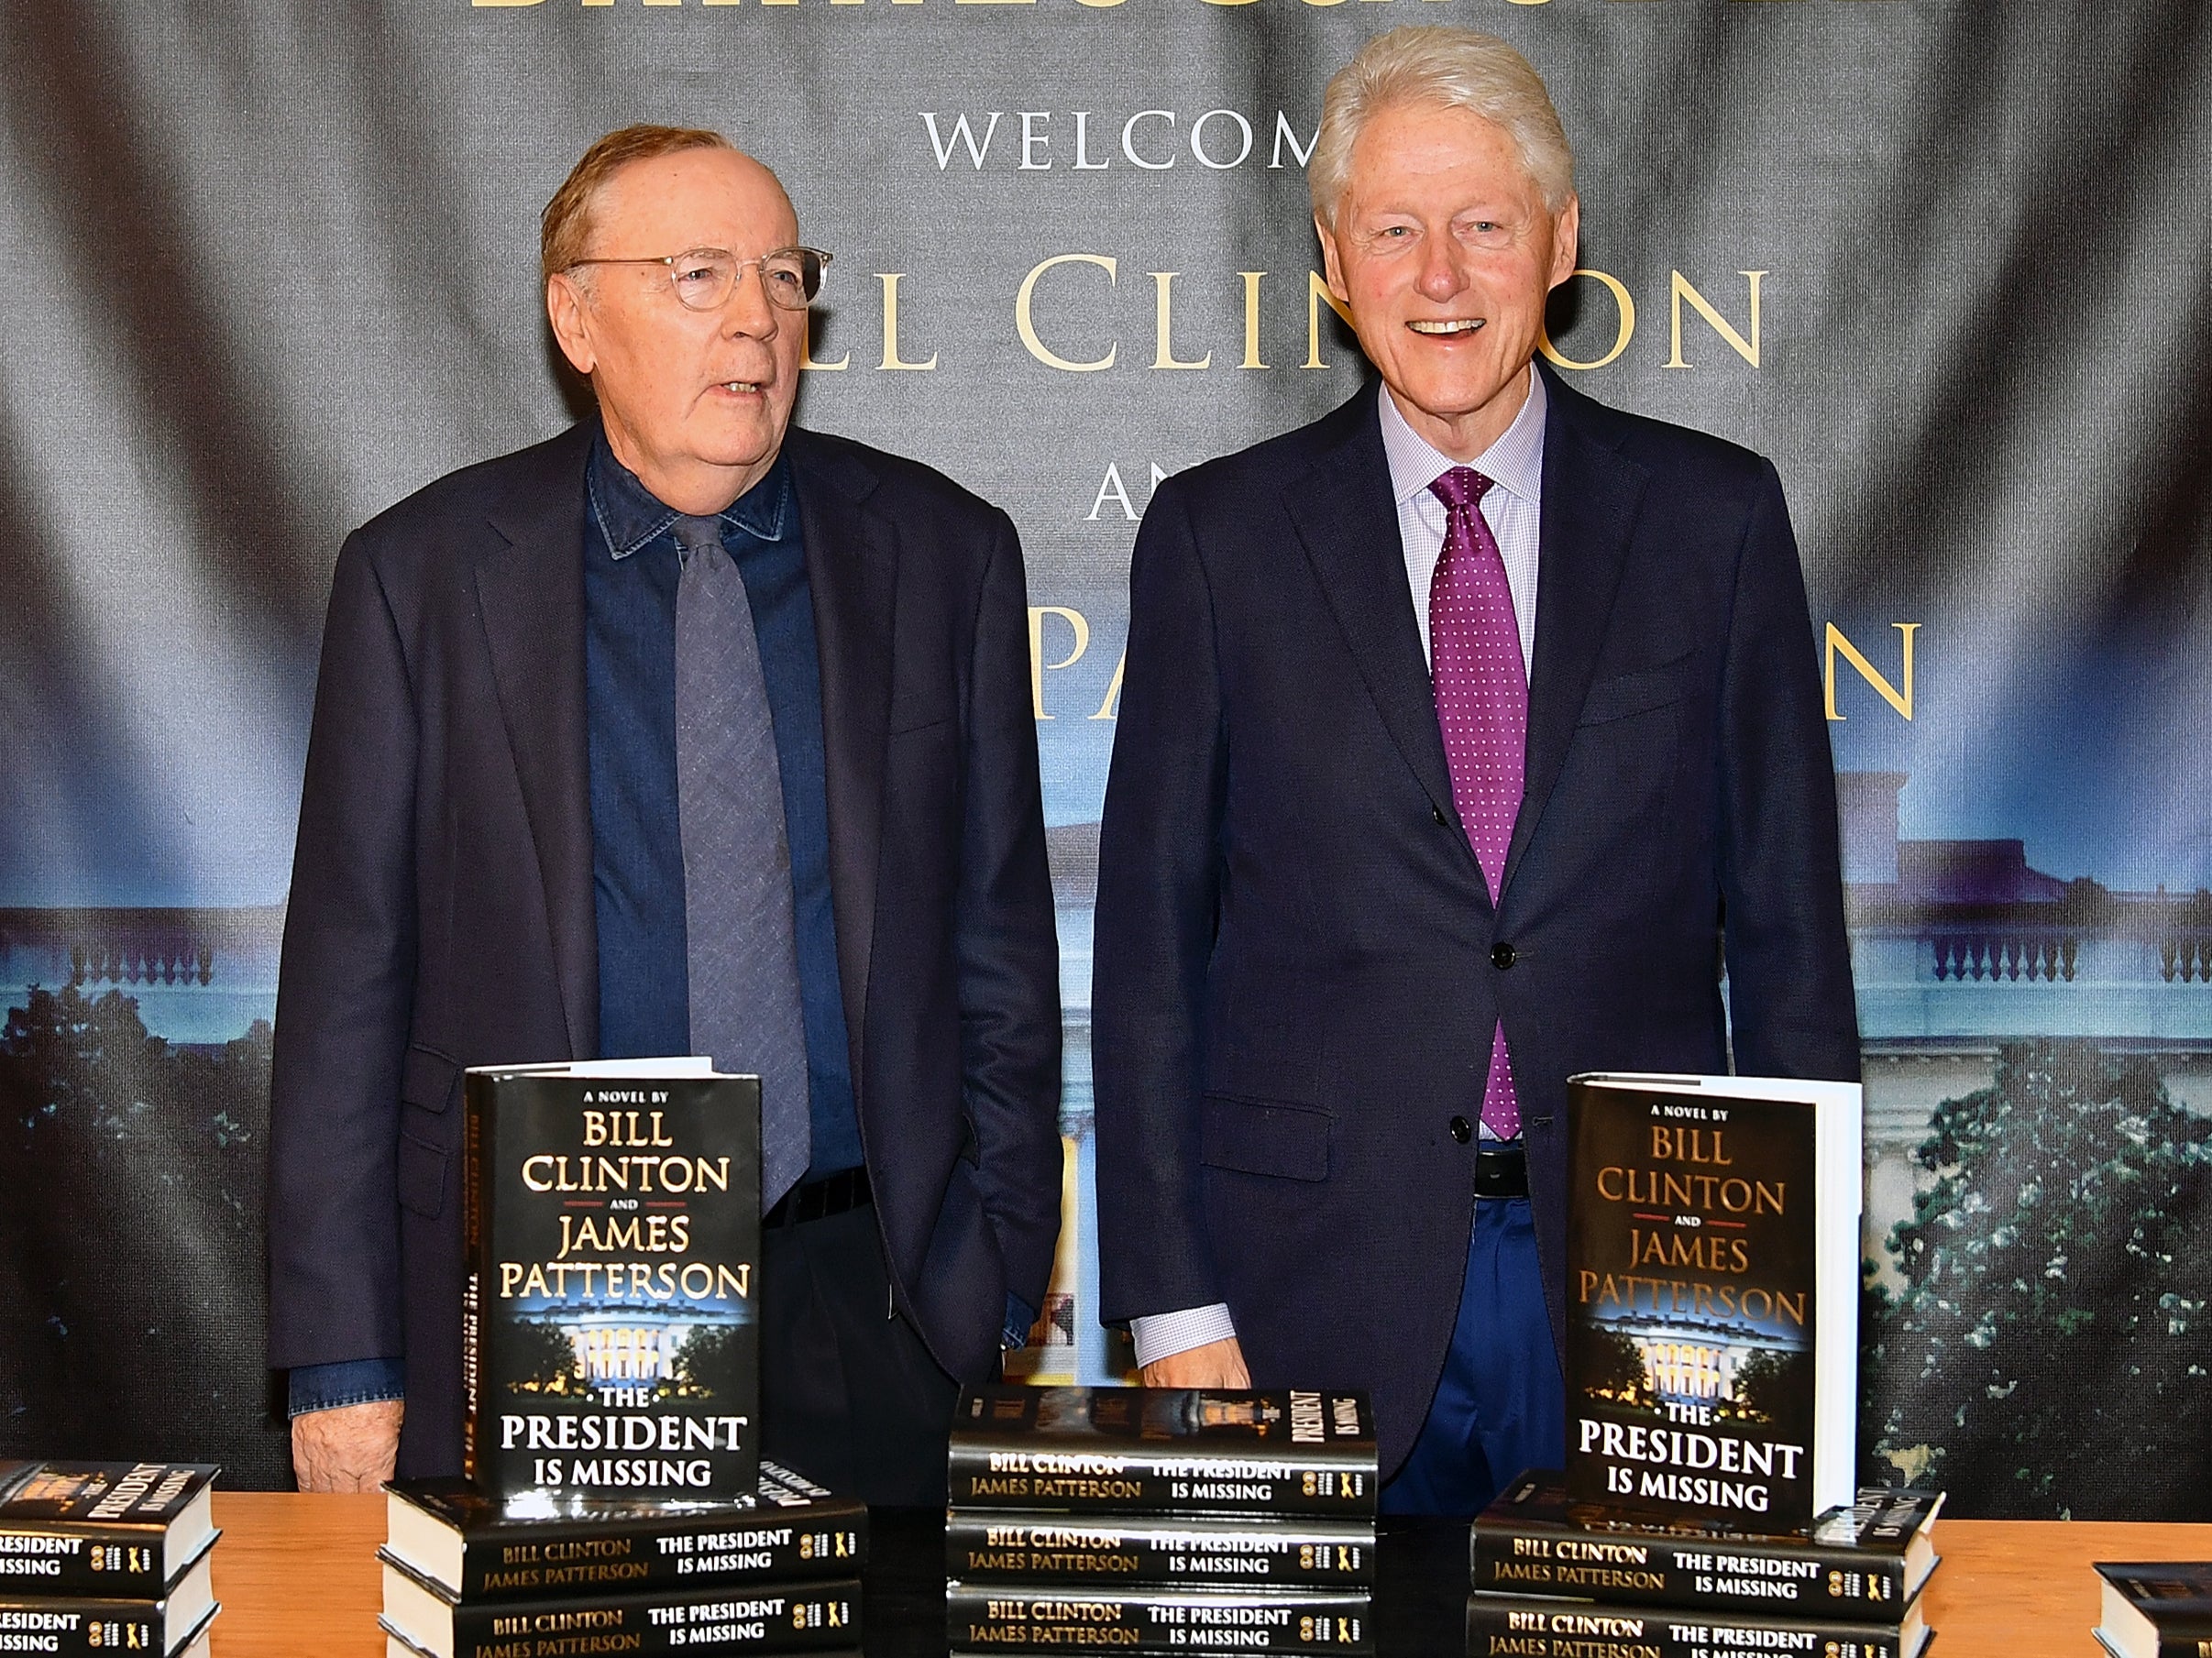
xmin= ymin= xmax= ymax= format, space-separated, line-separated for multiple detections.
xmin=380 ymin=1558 xmax=858 ymax=1658
xmin=462 ymin=1059 xmax=761 ymax=1504
xmin=947 ymin=1584 xmax=1372 ymax=1655
xmin=1465 ymin=1591 xmax=1928 ymax=1658
xmin=948 ymin=1387 xmax=1376 ymax=1518
xmin=384 ymin=1462 xmax=865 ymax=1600
xmin=945 ymin=1511 xmax=1374 ymax=1589
xmin=0 ymin=1549 xmax=216 ymax=1657
xmin=0 ymin=1460 xmax=219 ymax=1598
xmin=1471 ymin=1473 xmax=1942 ymax=1617
xmin=2093 ymin=1561 xmax=2212 ymax=1658
xmin=1564 ymin=1072 xmax=1862 ymax=1532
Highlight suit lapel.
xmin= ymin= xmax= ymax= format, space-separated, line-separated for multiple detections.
xmin=785 ymin=430 xmax=897 ymax=1090
xmin=1502 ymin=371 xmax=1651 ymax=892
xmin=476 ymin=423 xmax=598 ymax=1060
xmin=1284 ymin=393 xmax=1465 ymax=851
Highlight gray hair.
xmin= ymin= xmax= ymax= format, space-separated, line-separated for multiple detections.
xmin=1310 ymin=27 xmax=1576 ymax=225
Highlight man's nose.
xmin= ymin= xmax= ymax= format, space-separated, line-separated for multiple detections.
xmin=1415 ymin=236 xmax=1469 ymax=302
xmin=721 ymin=264 xmax=780 ymax=337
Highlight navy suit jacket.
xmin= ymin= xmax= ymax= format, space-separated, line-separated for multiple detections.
xmin=267 ymin=419 xmax=1062 ymax=1477
xmin=1091 ymin=368 xmax=1859 ymax=1477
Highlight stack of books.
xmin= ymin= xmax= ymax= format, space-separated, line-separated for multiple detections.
xmin=1466 ymin=1073 xmax=1941 ymax=1657
xmin=0 ymin=1459 xmax=221 ymax=1658
xmin=944 ymin=1385 xmax=1378 ymax=1655
xmin=1468 ymin=1473 xmax=1942 ymax=1658
xmin=379 ymin=1459 xmax=865 ymax=1658
xmin=2094 ymin=1561 xmax=2212 ymax=1658
xmin=378 ymin=1060 xmax=864 ymax=1656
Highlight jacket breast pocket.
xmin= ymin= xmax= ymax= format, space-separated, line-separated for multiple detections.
xmin=396 ymin=1045 xmax=459 ymax=1218
xmin=1199 ymin=1093 xmax=1331 ymax=1182
xmin=1577 ymin=650 xmax=1693 ymax=727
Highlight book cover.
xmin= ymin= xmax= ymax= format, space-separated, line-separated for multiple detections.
xmin=1471 ymin=1472 xmax=1942 ymax=1617
xmin=0 ymin=1460 xmax=220 ymax=1598
xmin=948 ymin=1387 xmax=1376 ymax=1518
xmin=1564 ymin=1073 xmax=1862 ymax=1532
xmin=0 ymin=1549 xmax=216 ymax=1657
xmin=461 ymin=1060 xmax=761 ymax=1504
xmin=380 ymin=1559 xmax=858 ymax=1658
xmin=385 ymin=1463 xmax=865 ymax=1600
xmin=1466 ymin=1592 xmax=1928 ymax=1658
xmin=945 ymin=1511 xmax=1374 ymax=1589
xmin=2094 ymin=1561 xmax=2212 ymax=1658
xmin=946 ymin=1584 xmax=1372 ymax=1655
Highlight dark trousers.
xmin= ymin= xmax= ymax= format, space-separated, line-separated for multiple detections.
xmin=758 ymin=1200 xmax=962 ymax=1506
xmin=1381 ymin=1195 xmax=1565 ymax=1516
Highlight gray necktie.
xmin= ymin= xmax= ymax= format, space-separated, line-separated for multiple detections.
xmin=671 ymin=512 xmax=810 ymax=1210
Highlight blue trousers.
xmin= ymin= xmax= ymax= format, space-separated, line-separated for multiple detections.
xmin=1380 ymin=1194 xmax=1564 ymax=1516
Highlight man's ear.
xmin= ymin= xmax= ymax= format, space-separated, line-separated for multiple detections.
xmin=1315 ymin=212 xmax=1351 ymax=305
xmin=546 ymin=272 xmax=597 ymax=376
xmin=1549 ymin=194 xmax=1581 ymax=291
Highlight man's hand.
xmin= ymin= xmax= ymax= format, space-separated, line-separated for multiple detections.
xmin=1139 ymin=1335 xmax=1251 ymax=1389
xmin=291 ymin=1400 xmax=402 ymax=1492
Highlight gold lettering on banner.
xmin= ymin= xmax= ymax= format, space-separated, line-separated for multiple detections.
xmin=1018 ymin=255 xmax=1117 ymax=371
xmin=1824 ymin=623 xmax=1919 ymax=721
xmin=1667 ymin=270 xmax=1765 ymax=368
xmin=1029 ymin=607 xmax=1091 ymax=719
xmin=802 ymin=308 xmax=848 ymax=371
xmin=1538 ymin=269 xmax=1634 ymax=370
xmin=1150 ymin=274 xmax=1212 ymax=369
xmin=878 ymin=274 xmax=939 ymax=368
xmin=1093 ymin=653 xmax=1126 ymax=721
xmin=1304 ymin=270 xmax=1354 ymax=369
xmin=1239 ymin=272 xmax=1267 ymax=368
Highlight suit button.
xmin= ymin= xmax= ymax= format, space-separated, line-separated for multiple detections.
xmin=1491 ymin=942 xmax=1516 ymax=970
xmin=1449 ymin=1116 xmax=1472 ymax=1144
xmin=1432 ymin=805 xmax=1447 ymax=826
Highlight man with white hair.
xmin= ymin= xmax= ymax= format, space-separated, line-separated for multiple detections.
xmin=1093 ymin=27 xmax=1858 ymax=1513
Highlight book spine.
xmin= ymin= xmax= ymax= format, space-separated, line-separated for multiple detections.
xmin=1469 ymin=1521 xmax=1909 ymax=1616
xmin=0 ymin=1528 xmax=167 ymax=1598
xmin=946 ymin=1514 xmax=1373 ymax=1589
xmin=450 ymin=1579 xmax=860 ymax=1655
xmin=947 ymin=1445 xmax=1373 ymax=1517
xmin=1466 ymin=1594 xmax=1908 ymax=1658
xmin=459 ymin=1512 xmax=866 ymax=1598
xmin=0 ymin=1599 xmax=169 ymax=1655
xmin=947 ymin=1585 xmax=1373 ymax=1656
xmin=460 ymin=1076 xmax=487 ymax=1488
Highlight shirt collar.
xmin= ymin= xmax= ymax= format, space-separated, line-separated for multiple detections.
xmin=587 ymin=431 xmax=794 ymax=561
xmin=1378 ymin=367 xmax=1547 ymax=511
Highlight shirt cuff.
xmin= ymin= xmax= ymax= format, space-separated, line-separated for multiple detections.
xmin=1002 ymin=1293 xmax=1037 ymax=1352
xmin=1129 ymin=1304 xmax=1238 ymax=1370
xmin=287 ymin=1356 xmax=405 ymax=1419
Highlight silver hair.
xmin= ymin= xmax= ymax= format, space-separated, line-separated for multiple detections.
xmin=1310 ymin=27 xmax=1576 ymax=225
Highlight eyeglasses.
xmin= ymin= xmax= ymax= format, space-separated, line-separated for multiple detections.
xmin=565 ymin=246 xmax=831 ymax=312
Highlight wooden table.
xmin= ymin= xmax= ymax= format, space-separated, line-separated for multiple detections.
xmin=206 ymin=1494 xmax=2212 ymax=1656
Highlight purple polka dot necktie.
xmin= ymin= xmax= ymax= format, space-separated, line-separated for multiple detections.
xmin=1428 ymin=467 xmax=1526 ymax=1142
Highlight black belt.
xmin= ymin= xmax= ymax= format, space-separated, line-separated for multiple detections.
xmin=763 ymin=1165 xmax=872 ymax=1229
xmin=1475 ymin=1143 xmax=1528 ymax=1200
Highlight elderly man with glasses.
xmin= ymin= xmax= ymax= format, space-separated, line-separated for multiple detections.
xmin=268 ymin=126 xmax=1062 ymax=1504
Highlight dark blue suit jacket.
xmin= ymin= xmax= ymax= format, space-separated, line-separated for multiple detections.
xmin=267 ymin=420 xmax=1062 ymax=1477
xmin=1091 ymin=368 xmax=1859 ymax=1477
